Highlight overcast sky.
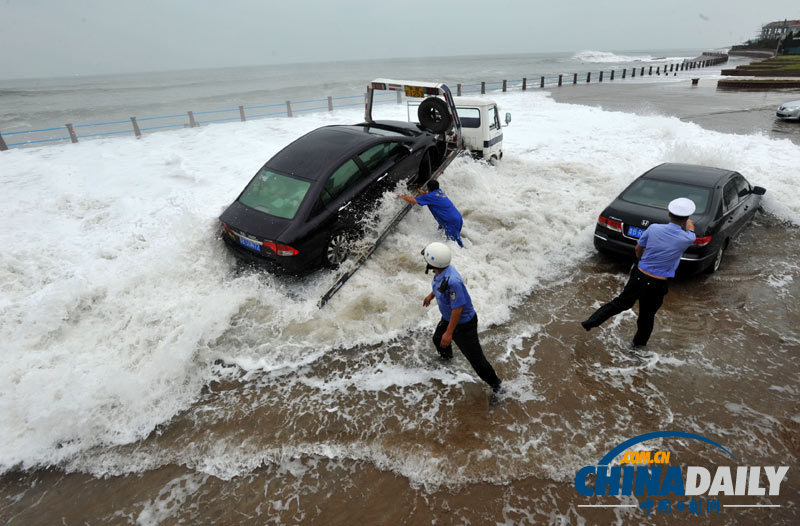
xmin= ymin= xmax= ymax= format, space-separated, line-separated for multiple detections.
xmin=1 ymin=0 xmax=797 ymax=80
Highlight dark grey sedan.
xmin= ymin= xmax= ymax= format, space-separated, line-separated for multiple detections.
xmin=219 ymin=121 xmax=444 ymax=274
xmin=593 ymin=163 xmax=766 ymax=274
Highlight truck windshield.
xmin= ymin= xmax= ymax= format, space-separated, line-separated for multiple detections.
xmin=621 ymin=179 xmax=710 ymax=214
xmin=239 ymin=168 xmax=310 ymax=219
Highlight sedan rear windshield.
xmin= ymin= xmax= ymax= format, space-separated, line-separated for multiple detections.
xmin=621 ymin=179 xmax=711 ymax=214
xmin=238 ymin=168 xmax=310 ymax=219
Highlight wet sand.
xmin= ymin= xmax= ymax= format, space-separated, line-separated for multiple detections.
xmin=2 ymin=80 xmax=799 ymax=525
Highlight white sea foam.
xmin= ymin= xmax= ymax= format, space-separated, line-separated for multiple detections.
xmin=572 ymin=50 xmax=690 ymax=64
xmin=1 ymin=89 xmax=799 ymax=477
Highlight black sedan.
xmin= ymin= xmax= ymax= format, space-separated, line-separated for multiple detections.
xmin=219 ymin=120 xmax=443 ymax=274
xmin=593 ymin=163 xmax=766 ymax=274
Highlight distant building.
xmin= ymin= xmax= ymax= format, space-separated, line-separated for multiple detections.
xmin=760 ymin=19 xmax=800 ymax=40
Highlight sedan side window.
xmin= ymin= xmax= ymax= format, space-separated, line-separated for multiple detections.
xmin=322 ymin=159 xmax=363 ymax=206
xmin=722 ymin=180 xmax=738 ymax=214
xmin=733 ymin=174 xmax=751 ymax=199
xmin=358 ymin=142 xmax=404 ymax=173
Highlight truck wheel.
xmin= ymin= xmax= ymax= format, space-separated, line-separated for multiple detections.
xmin=418 ymin=97 xmax=452 ymax=134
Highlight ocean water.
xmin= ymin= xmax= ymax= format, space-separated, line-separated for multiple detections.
xmin=1 ymin=51 xmax=798 ymax=524
xmin=0 ymin=49 xmax=711 ymax=135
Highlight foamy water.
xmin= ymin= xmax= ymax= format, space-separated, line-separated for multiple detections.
xmin=2 ymin=85 xmax=799 ymax=489
xmin=572 ymin=50 xmax=695 ymax=63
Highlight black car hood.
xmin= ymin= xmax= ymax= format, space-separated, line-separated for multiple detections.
xmin=219 ymin=200 xmax=291 ymax=241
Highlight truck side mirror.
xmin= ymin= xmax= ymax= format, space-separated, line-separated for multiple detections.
xmin=505 ymin=112 xmax=512 ymax=125
xmin=751 ymin=186 xmax=766 ymax=195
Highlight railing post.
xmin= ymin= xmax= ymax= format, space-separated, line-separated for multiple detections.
xmin=586 ymin=72 xmax=591 ymax=83
xmin=188 ymin=111 xmax=197 ymax=128
xmin=0 ymin=131 xmax=7 ymax=151
xmin=239 ymin=105 xmax=246 ymax=121
xmin=130 ymin=117 xmax=142 ymax=138
xmin=328 ymin=96 xmax=333 ymax=111
xmin=286 ymin=101 xmax=293 ymax=117
xmin=522 ymin=78 xmax=526 ymax=91
xmin=599 ymin=71 xmax=603 ymax=82
xmin=656 ymin=66 xmax=660 ymax=75
xmin=632 ymin=67 xmax=636 ymax=77
xmin=610 ymin=70 xmax=614 ymax=80
xmin=397 ymin=90 xmax=402 ymax=104
xmin=648 ymin=66 xmax=652 ymax=75
xmin=502 ymin=79 xmax=507 ymax=92
xmin=540 ymin=76 xmax=544 ymax=88
xmin=622 ymin=68 xmax=626 ymax=78
xmin=66 ymin=123 xmax=78 ymax=143
xmin=481 ymin=81 xmax=485 ymax=94
xmin=457 ymin=83 xmax=462 ymax=96
xmin=573 ymin=73 xmax=577 ymax=84
xmin=558 ymin=74 xmax=563 ymax=86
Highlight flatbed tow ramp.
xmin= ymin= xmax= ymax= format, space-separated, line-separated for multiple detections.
xmin=318 ymin=79 xmax=463 ymax=308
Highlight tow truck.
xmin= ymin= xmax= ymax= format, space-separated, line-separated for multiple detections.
xmin=317 ymin=79 xmax=464 ymax=307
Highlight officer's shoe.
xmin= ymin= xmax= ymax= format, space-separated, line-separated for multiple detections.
xmin=489 ymin=383 xmax=505 ymax=407
xmin=628 ymin=342 xmax=648 ymax=359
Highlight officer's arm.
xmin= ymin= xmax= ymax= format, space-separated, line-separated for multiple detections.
xmin=635 ymin=229 xmax=649 ymax=260
xmin=398 ymin=194 xmax=418 ymax=204
xmin=441 ymin=306 xmax=463 ymax=347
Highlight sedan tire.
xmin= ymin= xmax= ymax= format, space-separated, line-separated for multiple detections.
xmin=706 ymin=245 xmax=725 ymax=274
xmin=325 ymin=232 xmax=350 ymax=267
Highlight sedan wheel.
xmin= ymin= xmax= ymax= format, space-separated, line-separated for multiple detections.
xmin=706 ymin=245 xmax=724 ymax=274
xmin=325 ymin=233 xmax=349 ymax=267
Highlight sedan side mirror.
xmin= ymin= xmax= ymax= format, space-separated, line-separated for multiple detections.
xmin=505 ymin=112 xmax=512 ymax=125
xmin=752 ymin=186 xmax=766 ymax=195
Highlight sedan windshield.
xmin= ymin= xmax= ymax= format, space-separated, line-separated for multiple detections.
xmin=621 ymin=179 xmax=711 ymax=214
xmin=239 ymin=168 xmax=310 ymax=219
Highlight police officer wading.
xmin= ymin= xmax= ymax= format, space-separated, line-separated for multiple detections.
xmin=581 ymin=197 xmax=698 ymax=348
xmin=399 ymin=180 xmax=464 ymax=247
xmin=421 ymin=242 xmax=502 ymax=393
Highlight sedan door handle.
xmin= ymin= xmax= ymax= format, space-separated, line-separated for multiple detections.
xmin=338 ymin=201 xmax=351 ymax=212
xmin=377 ymin=172 xmax=389 ymax=182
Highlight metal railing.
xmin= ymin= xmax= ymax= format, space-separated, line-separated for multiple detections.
xmin=0 ymin=56 xmax=727 ymax=151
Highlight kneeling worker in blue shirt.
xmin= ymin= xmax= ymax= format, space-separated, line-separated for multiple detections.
xmin=581 ymin=198 xmax=697 ymax=348
xmin=399 ymin=180 xmax=464 ymax=247
xmin=421 ymin=242 xmax=502 ymax=393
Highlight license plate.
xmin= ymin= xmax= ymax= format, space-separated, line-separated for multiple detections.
xmin=238 ymin=236 xmax=261 ymax=251
xmin=627 ymin=225 xmax=645 ymax=238
xmin=404 ymin=85 xmax=425 ymax=97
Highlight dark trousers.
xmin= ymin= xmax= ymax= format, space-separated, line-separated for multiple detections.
xmin=433 ymin=314 xmax=501 ymax=388
xmin=583 ymin=267 xmax=669 ymax=346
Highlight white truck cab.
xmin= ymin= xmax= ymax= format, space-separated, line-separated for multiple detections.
xmin=408 ymin=96 xmax=510 ymax=163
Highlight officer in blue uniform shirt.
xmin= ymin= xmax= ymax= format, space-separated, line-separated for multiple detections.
xmin=399 ymin=180 xmax=464 ymax=247
xmin=420 ymin=242 xmax=502 ymax=393
xmin=581 ymin=197 xmax=697 ymax=348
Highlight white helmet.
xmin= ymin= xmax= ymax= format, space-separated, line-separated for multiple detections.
xmin=422 ymin=242 xmax=451 ymax=269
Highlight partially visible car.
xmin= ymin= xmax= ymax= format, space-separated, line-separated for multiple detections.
xmin=219 ymin=122 xmax=444 ymax=274
xmin=593 ymin=163 xmax=766 ymax=274
xmin=776 ymin=100 xmax=800 ymax=121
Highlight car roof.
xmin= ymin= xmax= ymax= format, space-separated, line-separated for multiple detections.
xmin=642 ymin=163 xmax=735 ymax=187
xmin=266 ymin=125 xmax=403 ymax=180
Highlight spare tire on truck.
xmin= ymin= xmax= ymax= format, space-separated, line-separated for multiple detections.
xmin=417 ymin=97 xmax=452 ymax=134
